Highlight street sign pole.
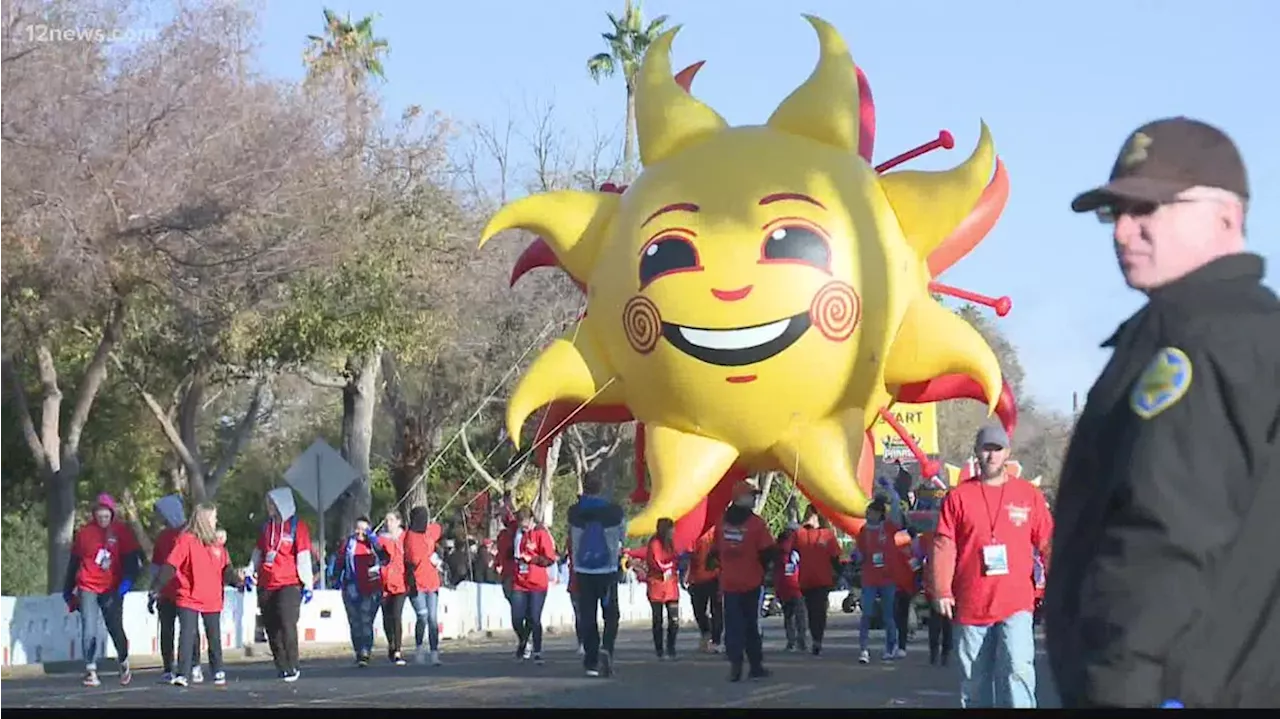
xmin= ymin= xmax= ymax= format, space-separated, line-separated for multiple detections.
xmin=316 ymin=451 xmax=326 ymax=590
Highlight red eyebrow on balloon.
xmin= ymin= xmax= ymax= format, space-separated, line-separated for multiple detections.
xmin=759 ymin=193 xmax=826 ymax=209
xmin=641 ymin=203 xmax=700 ymax=227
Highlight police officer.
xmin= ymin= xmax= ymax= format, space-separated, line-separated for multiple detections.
xmin=1046 ymin=117 xmax=1280 ymax=708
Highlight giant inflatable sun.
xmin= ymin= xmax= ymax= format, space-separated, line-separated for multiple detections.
xmin=481 ymin=16 xmax=1011 ymax=540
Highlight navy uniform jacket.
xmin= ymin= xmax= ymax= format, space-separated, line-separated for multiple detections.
xmin=1045 ymin=254 xmax=1280 ymax=708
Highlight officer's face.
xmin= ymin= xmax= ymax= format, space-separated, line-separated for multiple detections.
xmin=1108 ymin=187 xmax=1244 ymax=291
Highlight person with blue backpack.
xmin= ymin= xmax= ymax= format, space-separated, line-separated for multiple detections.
xmin=566 ymin=476 xmax=626 ymax=678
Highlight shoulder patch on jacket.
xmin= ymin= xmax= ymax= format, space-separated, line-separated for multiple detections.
xmin=1130 ymin=346 xmax=1193 ymax=419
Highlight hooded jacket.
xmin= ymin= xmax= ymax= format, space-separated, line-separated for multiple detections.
xmin=403 ymin=506 xmax=443 ymax=594
xmin=65 ymin=493 xmax=144 ymax=596
xmin=251 ymin=487 xmax=314 ymax=591
xmin=150 ymin=494 xmax=187 ymax=599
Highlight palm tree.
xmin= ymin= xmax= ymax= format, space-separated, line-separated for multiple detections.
xmin=304 ymin=8 xmax=388 ymax=90
xmin=586 ymin=0 xmax=668 ymax=182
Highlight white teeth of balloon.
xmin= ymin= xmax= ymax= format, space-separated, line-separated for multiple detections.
xmin=678 ymin=318 xmax=789 ymax=351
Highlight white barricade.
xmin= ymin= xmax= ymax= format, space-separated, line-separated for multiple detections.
xmin=2 ymin=580 xmax=788 ymax=667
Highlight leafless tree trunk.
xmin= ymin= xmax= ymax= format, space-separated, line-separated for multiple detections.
xmin=534 ymin=433 xmax=562 ymax=526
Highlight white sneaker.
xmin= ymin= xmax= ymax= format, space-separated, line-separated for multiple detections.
xmin=415 ymin=646 xmax=427 ymax=665
xmin=881 ymin=650 xmax=896 ymax=661
xmin=430 ymin=650 xmax=442 ymax=666
xmin=522 ymin=645 xmax=533 ymax=661
xmin=894 ymin=647 xmax=908 ymax=659
xmin=858 ymin=650 xmax=871 ymax=664
xmin=191 ymin=665 xmax=204 ymax=684
xmin=170 ymin=675 xmax=189 ymax=687
xmin=213 ymin=671 xmax=226 ymax=686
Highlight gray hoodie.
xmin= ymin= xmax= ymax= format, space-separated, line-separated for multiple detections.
xmin=249 ymin=487 xmax=314 ymax=588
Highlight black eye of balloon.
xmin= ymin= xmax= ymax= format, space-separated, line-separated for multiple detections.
xmin=760 ymin=225 xmax=831 ymax=270
xmin=639 ymin=236 xmax=701 ymax=287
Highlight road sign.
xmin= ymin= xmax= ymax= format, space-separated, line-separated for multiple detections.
xmin=284 ymin=439 xmax=359 ymax=514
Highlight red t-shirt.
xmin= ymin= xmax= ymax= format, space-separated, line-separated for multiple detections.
xmin=645 ymin=537 xmax=679 ymax=603
xmin=255 ymin=518 xmax=313 ymax=591
xmin=72 ymin=521 xmax=141 ymax=594
xmin=152 ymin=527 xmax=183 ymax=600
xmin=934 ymin=478 xmax=1053 ymax=625
xmin=773 ymin=534 xmax=802 ymax=601
xmin=495 ymin=526 xmax=515 ymax=581
xmin=716 ymin=514 xmax=775 ymax=593
xmin=794 ymin=526 xmax=841 ymax=590
xmin=687 ymin=530 xmax=719 ymax=585
xmin=340 ymin=536 xmax=383 ymax=595
xmin=166 ymin=532 xmax=230 ymax=614
xmin=378 ymin=532 xmax=408 ymax=595
xmin=403 ymin=524 xmax=442 ymax=594
xmin=856 ymin=521 xmax=903 ymax=588
xmin=511 ymin=526 xmax=556 ymax=593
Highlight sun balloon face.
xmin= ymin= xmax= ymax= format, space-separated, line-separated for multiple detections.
xmin=589 ymin=127 xmax=911 ymax=452
xmin=479 ymin=15 xmax=1006 ymax=538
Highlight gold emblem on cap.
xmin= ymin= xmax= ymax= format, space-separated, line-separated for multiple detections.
xmin=1121 ymin=131 xmax=1152 ymax=169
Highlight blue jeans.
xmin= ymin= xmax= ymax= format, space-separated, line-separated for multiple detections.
xmin=510 ymin=590 xmax=547 ymax=653
xmin=78 ymin=589 xmax=129 ymax=665
xmin=343 ymin=589 xmax=381 ymax=657
xmin=859 ymin=584 xmax=898 ymax=654
xmin=409 ymin=591 xmax=439 ymax=651
xmin=955 ymin=610 xmax=1037 ymax=708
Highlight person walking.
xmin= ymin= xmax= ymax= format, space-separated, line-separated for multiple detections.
xmin=793 ymin=506 xmax=841 ymax=656
xmin=567 ymin=477 xmax=626 ymax=678
xmin=337 ymin=516 xmax=383 ymax=668
xmin=1049 ymin=117 xmax=1280 ymax=708
xmin=854 ymin=498 xmax=906 ymax=665
xmin=685 ymin=526 xmax=723 ymax=654
xmin=156 ymin=503 xmax=247 ymax=687
xmin=508 ymin=509 xmax=556 ymax=664
xmin=64 ymin=493 xmax=143 ymax=688
xmin=714 ymin=480 xmax=777 ymax=683
xmin=773 ymin=522 xmax=807 ymax=652
xmin=916 ymin=521 xmax=953 ymax=666
xmin=403 ymin=505 xmax=444 ymax=666
xmin=246 ymin=487 xmax=314 ymax=682
xmin=645 ymin=518 xmax=681 ymax=661
xmin=377 ymin=511 xmax=409 ymax=666
xmin=930 ymin=424 xmax=1052 ymax=708
xmin=147 ymin=494 xmax=200 ymax=683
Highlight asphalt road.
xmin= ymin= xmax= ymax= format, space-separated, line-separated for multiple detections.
xmin=1 ymin=614 xmax=1061 ymax=708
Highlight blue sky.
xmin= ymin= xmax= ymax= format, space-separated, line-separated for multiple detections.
xmin=252 ymin=0 xmax=1278 ymax=415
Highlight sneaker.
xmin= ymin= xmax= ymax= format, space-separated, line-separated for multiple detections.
xmin=748 ymin=666 xmax=771 ymax=681
xmin=812 ymin=643 xmax=822 ymax=656
xmin=159 ymin=672 xmax=175 ymax=684
xmin=699 ymin=636 xmax=712 ymax=654
xmin=533 ymin=652 xmax=545 ymax=665
xmin=665 ymin=651 xmax=677 ymax=662
xmin=858 ymin=649 xmax=870 ymax=664
xmin=283 ymin=669 xmax=301 ymax=683
xmin=118 ymin=661 xmax=132 ymax=686
xmin=415 ymin=646 xmax=427 ymax=665
xmin=393 ymin=652 xmax=407 ymax=666
xmin=598 ymin=650 xmax=614 ymax=678
xmin=785 ymin=642 xmax=796 ymax=652
xmin=657 ymin=653 xmax=668 ymax=662
xmin=709 ymin=642 xmax=722 ymax=654
xmin=82 ymin=669 xmax=101 ymax=688
xmin=522 ymin=645 xmax=533 ymax=661
xmin=190 ymin=665 xmax=203 ymax=684
xmin=171 ymin=675 xmax=189 ymax=687
xmin=576 ymin=645 xmax=585 ymax=656
xmin=585 ymin=668 xmax=601 ymax=678
xmin=894 ymin=647 xmax=908 ymax=660
xmin=213 ymin=671 xmax=226 ymax=686
xmin=430 ymin=650 xmax=442 ymax=667
xmin=881 ymin=650 xmax=896 ymax=661
xmin=356 ymin=654 xmax=370 ymax=668
xmin=728 ymin=664 xmax=743 ymax=683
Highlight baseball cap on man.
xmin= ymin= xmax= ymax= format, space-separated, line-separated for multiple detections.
xmin=974 ymin=423 xmax=1010 ymax=450
xmin=1070 ymin=117 xmax=1249 ymax=213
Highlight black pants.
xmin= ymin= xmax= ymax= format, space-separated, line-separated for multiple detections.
xmin=259 ymin=585 xmax=302 ymax=673
xmin=802 ymin=587 xmax=831 ymax=646
xmin=157 ymin=599 xmax=200 ymax=673
xmin=895 ymin=591 xmax=914 ymax=650
xmin=688 ymin=580 xmax=723 ymax=644
xmin=576 ymin=572 xmax=620 ymax=670
xmin=382 ymin=593 xmax=406 ymax=657
xmin=722 ymin=590 xmax=764 ymax=671
xmin=177 ymin=608 xmax=223 ymax=678
xmin=928 ymin=611 xmax=953 ymax=661
xmin=650 ymin=601 xmax=679 ymax=657
xmin=510 ymin=590 xmax=547 ymax=653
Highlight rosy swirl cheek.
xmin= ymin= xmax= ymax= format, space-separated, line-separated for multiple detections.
xmin=809 ymin=281 xmax=861 ymax=342
xmin=622 ymin=296 xmax=663 ymax=354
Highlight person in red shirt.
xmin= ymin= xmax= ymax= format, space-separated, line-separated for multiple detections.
xmin=155 ymin=503 xmax=247 ymax=687
xmin=147 ymin=494 xmax=200 ymax=683
xmin=508 ymin=508 xmax=556 ymax=663
xmin=855 ymin=498 xmax=908 ymax=664
xmin=247 ymin=487 xmax=313 ymax=682
xmin=378 ymin=510 xmax=409 ymax=666
xmin=338 ymin=516 xmax=383 ymax=667
xmin=63 ymin=493 xmax=143 ymax=688
xmin=403 ymin=505 xmax=444 ymax=666
xmin=930 ymin=424 xmax=1053 ymax=708
xmin=645 ymin=518 xmax=680 ymax=660
xmin=773 ymin=523 xmax=807 ymax=652
xmin=685 ymin=526 xmax=723 ymax=654
xmin=713 ymin=480 xmax=778 ymax=682
xmin=793 ymin=506 xmax=842 ymax=655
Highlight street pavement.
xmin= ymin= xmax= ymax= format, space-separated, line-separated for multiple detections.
xmin=1 ymin=614 xmax=1060 ymax=708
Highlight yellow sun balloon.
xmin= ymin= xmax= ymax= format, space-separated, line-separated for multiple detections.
xmin=480 ymin=15 xmax=1003 ymax=538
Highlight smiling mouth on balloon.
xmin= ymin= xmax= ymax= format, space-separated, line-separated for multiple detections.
xmin=661 ymin=312 xmax=812 ymax=367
